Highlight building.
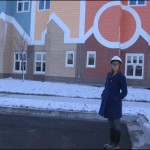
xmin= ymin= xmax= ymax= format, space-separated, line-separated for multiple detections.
xmin=0 ymin=0 xmax=150 ymax=87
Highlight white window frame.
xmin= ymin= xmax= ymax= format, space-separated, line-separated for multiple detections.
xmin=128 ymin=0 xmax=147 ymax=6
xmin=38 ymin=0 xmax=50 ymax=11
xmin=65 ymin=51 xmax=74 ymax=67
xmin=17 ymin=0 xmax=30 ymax=13
xmin=34 ymin=52 xmax=46 ymax=74
xmin=86 ymin=51 xmax=96 ymax=68
xmin=13 ymin=52 xmax=27 ymax=73
xmin=125 ymin=53 xmax=144 ymax=79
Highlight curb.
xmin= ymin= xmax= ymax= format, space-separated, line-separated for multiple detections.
xmin=0 ymin=106 xmax=150 ymax=149
xmin=0 ymin=106 xmax=137 ymax=122
xmin=0 ymin=106 xmax=102 ymax=121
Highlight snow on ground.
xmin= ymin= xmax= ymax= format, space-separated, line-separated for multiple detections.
xmin=0 ymin=78 xmax=149 ymax=101
xmin=0 ymin=78 xmax=150 ymax=126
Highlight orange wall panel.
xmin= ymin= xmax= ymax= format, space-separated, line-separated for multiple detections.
xmin=99 ymin=6 xmax=121 ymax=42
xmin=131 ymin=3 xmax=150 ymax=35
xmin=85 ymin=1 xmax=109 ymax=33
xmin=34 ymin=1 xmax=80 ymax=40
xmin=120 ymin=10 xmax=136 ymax=43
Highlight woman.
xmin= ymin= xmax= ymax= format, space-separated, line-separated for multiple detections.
xmin=99 ymin=56 xmax=127 ymax=150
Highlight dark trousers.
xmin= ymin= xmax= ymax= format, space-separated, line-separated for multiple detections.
xmin=108 ymin=118 xmax=121 ymax=131
xmin=108 ymin=118 xmax=121 ymax=145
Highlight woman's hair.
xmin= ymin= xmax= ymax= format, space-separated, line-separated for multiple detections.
xmin=111 ymin=61 xmax=122 ymax=74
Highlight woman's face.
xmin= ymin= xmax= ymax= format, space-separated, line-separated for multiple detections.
xmin=111 ymin=60 xmax=120 ymax=72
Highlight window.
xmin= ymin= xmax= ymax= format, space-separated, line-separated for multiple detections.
xmin=14 ymin=52 xmax=27 ymax=72
xmin=35 ymin=52 xmax=46 ymax=74
xmin=86 ymin=51 xmax=96 ymax=68
xmin=128 ymin=0 xmax=146 ymax=6
xmin=125 ymin=54 xmax=144 ymax=79
xmin=17 ymin=0 xmax=30 ymax=12
xmin=65 ymin=51 xmax=74 ymax=67
xmin=38 ymin=0 xmax=50 ymax=10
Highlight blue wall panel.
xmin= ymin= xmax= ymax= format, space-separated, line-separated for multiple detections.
xmin=1 ymin=1 xmax=31 ymax=36
xmin=0 ymin=1 xmax=6 ymax=12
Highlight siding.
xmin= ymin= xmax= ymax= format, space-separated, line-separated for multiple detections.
xmin=0 ymin=20 xmax=12 ymax=74
xmin=35 ymin=1 xmax=80 ymax=40
xmin=120 ymin=9 xmax=136 ymax=43
xmin=99 ymin=5 xmax=121 ymax=42
xmin=5 ymin=1 xmax=31 ymax=36
xmin=0 ymin=1 xmax=6 ymax=12
xmin=121 ymin=36 xmax=150 ymax=87
xmin=0 ymin=1 xmax=150 ymax=87
xmin=85 ymin=1 xmax=109 ymax=34
xmin=45 ymin=20 xmax=76 ymax=77
xmin=129 ymin=2 xmax=150 ymax=35
xmin=121 ymin=1 xmax=150 ymax=39
xmin=84 ymin=34 xmax=120 ymax=81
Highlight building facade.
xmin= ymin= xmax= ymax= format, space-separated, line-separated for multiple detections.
xmin=0 ymin=0 xmax=150 ymax=87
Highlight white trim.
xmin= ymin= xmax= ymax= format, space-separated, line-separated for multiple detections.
xmin=81 ymin=27 xmax=94 ymax=43
xmin=34 ymin=12 xmax=69 ymax=45
xmin=38 ymin=0 xmax=50 ymax=11
xmin=86 ymin=51 xmax=96 ymax=68
xmin=140 ymin=28 xmax=150 ymax=45
xmin=93 ymin=1 xmax=141 ymax=50
xmin=34 ymin=28 xmax=47 ymax=45
xmin=33 ymin=7 xmax=87 ymax=45
xmin=0 ymin=12 xmax=32 ymax=45
xmin=16 ymin=0 xmax=30 ymax=13
xmin=93 ymin=1 xmax=121 ymax=49
xmin=30 ymin=1 xmax=36 ymax=43
xmin=33 ymin=12 xmax=85 ymax=45
xmin=32 ymin=1 xmax=150 ymax=49
xmin=79 ymin=1 xmax=86 ymax=38
xmin=119 ymin=4 xmax=141 ymax=49
xmin=65 ymin=51 xmax=74 ymax=68
xmin=29 ymin=1 xmax=150 ymax=49
xmin=4 ymin=1 xmax=148 ymax=50
xmin=128 ymin=0 xmax=147 ymax=6
xmin=13 ymin=52 xmax=27 ymax=73
xmin=34 ymin=52 xmax=46 ymax=74
xmin=125 ymin=53 xmax=144 ymax=79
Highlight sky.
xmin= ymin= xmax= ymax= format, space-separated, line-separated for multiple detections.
xmin=0 ymin=77 xmax=150 ymax=128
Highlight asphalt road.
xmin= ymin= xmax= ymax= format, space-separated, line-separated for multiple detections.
xmin=0 ymin=114 xmax=132 ymax=149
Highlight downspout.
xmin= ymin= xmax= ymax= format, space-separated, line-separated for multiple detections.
xmin=118 ymin=2 xmax=122 ymax=57
xmin=118 ymin=26 xmax=120 ymax=56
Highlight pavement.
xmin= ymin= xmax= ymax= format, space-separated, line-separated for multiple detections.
xmin=0 ymin=114 xmax=132 ymax=149
xmin=0 ymin=93 xmax=150 ymax=149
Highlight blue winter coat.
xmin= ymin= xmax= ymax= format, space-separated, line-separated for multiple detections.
xmin=99 ymin=72 xmax=127 ymax=119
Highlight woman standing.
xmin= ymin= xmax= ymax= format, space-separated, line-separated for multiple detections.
xmin=99 ymin=56 xmax=127 ymax=150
